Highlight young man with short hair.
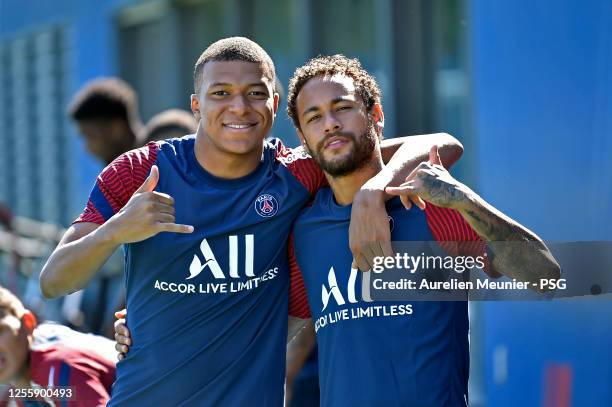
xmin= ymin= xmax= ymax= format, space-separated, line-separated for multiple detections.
xmin=42 ymin=37 xmax=461 ymax=405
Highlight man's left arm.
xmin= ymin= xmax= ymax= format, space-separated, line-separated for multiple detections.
xmin=458 ymin=200 xmax=560 ymax=286
xmin=386 ymin=146 xmax=561 ymax=288
xmin=350 ymin=132 xmax=464 ymax=271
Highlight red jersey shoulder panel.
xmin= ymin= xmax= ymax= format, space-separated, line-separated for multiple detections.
xmin=273 ymin=139 xmax=327 ymax=197
xmin=424 ymin=204 xmax=499 ymax=276
xmin=74 ymin=142 xmax=160 ymax=224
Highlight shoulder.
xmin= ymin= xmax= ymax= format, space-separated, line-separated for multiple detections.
xmin=265 ymin=138 xmax=312 ymax=165
xmin=99 ymin=141 xmax=161 ymax=185
xmin=155 ymin=134 xmax=196 ymax=156
xmin=265 ymin=138 xmax=326 ymax=195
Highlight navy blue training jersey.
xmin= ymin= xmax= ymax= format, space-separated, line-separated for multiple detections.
xmin=291 ymin=188 xmax=487 ymax=407
xmin=76 ymin=136 xmax=325 ymax=406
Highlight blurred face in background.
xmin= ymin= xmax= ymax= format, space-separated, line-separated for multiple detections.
xmin=0 ymin=311 xmax=31 ymax=385
xmin=295 ymin=74 xmax=382 ymax=177
xmin=77 ymin=118 xmax=133 ymax=164
xmin=191 ymin=61 xmax=279 ymax=157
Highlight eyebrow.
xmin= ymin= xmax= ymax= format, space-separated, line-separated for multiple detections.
xmin=208 ymin=82 xmax=268 ymax=88
xmin=301 ymin=97 xmax=352 ymax=117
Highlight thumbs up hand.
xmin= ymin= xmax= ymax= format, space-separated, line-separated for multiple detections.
xmin=385 ymin=145 xmax=472 ymax=211
xmin=104 ymin=165 xmax=194 ymax=244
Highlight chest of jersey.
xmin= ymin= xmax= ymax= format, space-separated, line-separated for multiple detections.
xmin=294 ymin=195 xmax=435 ymax=323
xmin=125 ymin=142 xmax=309 ymax=305
xmin=293 ymin=191 xmax=470 ymax=406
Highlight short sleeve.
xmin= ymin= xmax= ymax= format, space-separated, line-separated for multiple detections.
xmin=74 ymin=142 xmax=159 ymax=225
xmin=425 ymin=204 xmax=500 ymax=277
xmin=288 ymin=234 xmax=311 ymax=319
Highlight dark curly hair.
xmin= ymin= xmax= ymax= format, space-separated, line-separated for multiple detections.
xmin=193 ymin=37 xmax=276 ymax=94
xmin=287 ymin=54 xmax=381 ymax=129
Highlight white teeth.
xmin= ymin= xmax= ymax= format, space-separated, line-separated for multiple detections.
xmin=225 ymin=124 xmax=252 ymax=129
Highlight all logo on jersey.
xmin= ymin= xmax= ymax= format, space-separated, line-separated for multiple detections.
xmin=321 ymin=266 xmax=372 ymax=311
xmin=254 ymin=194 xmax=279 ymax=218
xmin=154 ymin=234 xmax=281 ymax=295
xmin=187 ymin=235 xmax=254 ymax=280
xmin=316 ymin=266 xmax=412 ymax=332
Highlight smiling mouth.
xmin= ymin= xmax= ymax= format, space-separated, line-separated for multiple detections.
xmin=223 ymin=123 xmax=257 ymax=130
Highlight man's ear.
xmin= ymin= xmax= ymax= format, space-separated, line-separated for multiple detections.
xmin=272 ymin=92 xmax=280 ymax=116
xmin=21 ymin=311 xmax=37 ymax=334
xmin=297 ymin=129 xmax=311 ymax=154
xmin=190 ymin=94 xmax=200 ymax=116
xmin=371 ymin=103 xmax=385 ymax=135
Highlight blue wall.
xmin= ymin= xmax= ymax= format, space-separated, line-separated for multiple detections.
xmin=470 ymin=0 xmax=612 ymax=241
xmin=470 ymin=1 xmax=612 ymax=405
xmin=1 ymin=0 xmax=137 ymax=212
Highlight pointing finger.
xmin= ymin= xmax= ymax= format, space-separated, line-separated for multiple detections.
xmin=158 ymin=223 xmax=195 ymax=234
xmin=385 ymin=185 xmax=416 ymax=195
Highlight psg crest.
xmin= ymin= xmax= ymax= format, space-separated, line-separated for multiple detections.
xmin=255 ymin=194 xmax=279 ymax=218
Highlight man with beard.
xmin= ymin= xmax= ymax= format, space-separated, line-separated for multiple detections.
xmin=283 ymin=55 xmax=560 ymax=406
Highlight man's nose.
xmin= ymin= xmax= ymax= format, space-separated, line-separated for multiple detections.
xmin=229 ymin=94 xmax=250 ymax=115
xmin=324 ymin=113 xmax=341 ymax=133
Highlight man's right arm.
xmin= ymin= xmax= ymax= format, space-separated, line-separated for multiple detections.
xmin=40 ymin=165 xmax=193 ymax=298
xmin=40 ymin=222 xmax=118 ymax=298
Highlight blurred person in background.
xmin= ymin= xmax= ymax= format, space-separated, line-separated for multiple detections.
xmin=140 ymin=109 xmax=197 ymax=143
xmin=64 ymin=77 xmax=145 ymax=337
xmin=0 ymin=286 xmax=115 ymax=406
xmin=68 ymin=77 xmax=144 ymax=165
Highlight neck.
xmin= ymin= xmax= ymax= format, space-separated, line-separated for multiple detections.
xmin=194 ymin=128 xmax=263 ymax=179
xmin=327 ymin=152 xmax=384 ymax=206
